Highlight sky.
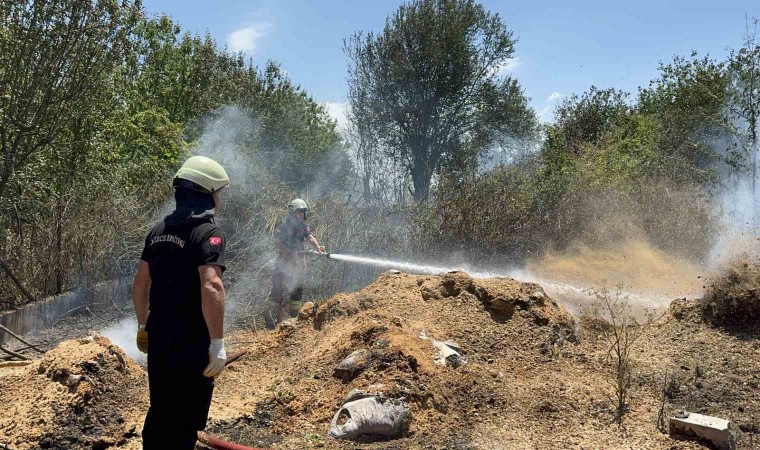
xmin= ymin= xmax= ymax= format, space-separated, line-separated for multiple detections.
xmin=142 ymin=0 xmax=758 ymax=126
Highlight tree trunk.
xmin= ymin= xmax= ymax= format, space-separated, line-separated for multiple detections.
xmin=0 ymin=345 xmax=30 ymax=361
xmin=359 ymin=141 xmax=374 ymax=202
xmin=411 ymin=159 xmax=431 ymax=202
xmin=362 ymin=172 xmax=372 ymax=203
xmin=55 ymin=199 xmax=64 ymax=295
xmin=753 ymin=143 xmax=757 ymax=231
xmin=411 ymin=139 xmax=443 ymax=202
xmin=0 ymin=162 xmax=13 ymax=206
xmin=0 ymin=324 xmax=44 ymax=353
xmin=0 ymin=257 xmax=37 ymax=304
xmin=0 ymin=126 xmax=8 ymax=203
xmin=752 ymin=103 xmax=758 ymax=232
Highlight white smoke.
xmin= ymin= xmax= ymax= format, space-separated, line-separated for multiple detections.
xmin=191 ymin=106 xmax=261 ymax=189
xmin=100 ymin=107 xmax=268 ymax=358
xmin=709 ymin=175 xmax=759 ymax=266
xmin=188 ymin=107 xmax=275 ymax=323
xmin=708 ymin=110 xmax=760 ymax=267
xmin=100 ymin=316 xmax=146 ymax=364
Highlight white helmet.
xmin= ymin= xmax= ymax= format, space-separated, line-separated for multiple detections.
xmin=173 ymin=156 xmax=229 ymax=193
xmin=288 ymin=198 xmax=308 ymax=211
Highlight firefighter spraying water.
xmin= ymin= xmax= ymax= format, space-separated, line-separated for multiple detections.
xmin=267 ymin=199 xmax=325 ymax=326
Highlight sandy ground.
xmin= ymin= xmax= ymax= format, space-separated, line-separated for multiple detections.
xmin=1 ymin=271 xmax=758 ymax=449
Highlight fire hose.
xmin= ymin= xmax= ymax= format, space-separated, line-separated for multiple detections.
xmin=198 ymin=431 xmax=265 ymax=450
xmin=225 ymin=348 xmax=248 ymax=366
xmin=195 ymin=348 xmax=264 ymax=450
xmin=298 ymin=249 xmax=331 ymax=259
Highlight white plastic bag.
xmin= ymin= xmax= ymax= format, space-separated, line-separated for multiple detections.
xmin=328 ymin=395 xmax=410 ymax=440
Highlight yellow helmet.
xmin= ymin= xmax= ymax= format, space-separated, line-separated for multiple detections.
xmin=173 ymin=156 xmax=229 ymax=193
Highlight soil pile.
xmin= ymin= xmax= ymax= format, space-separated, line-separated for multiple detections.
xmin=702 ymin=257 xmax=760 ymax=326
xmin=641 ymin=299 xmax=760 ymax=448
xmin=210 ymin=271 xmax=756 ymax=449
xmin=0 ymin=335 xmax=147 ymax=449
xmin=1 ymin=271 xmax=758 ymax=449
xmin=209 ymin=271 xmax=623 ymax=448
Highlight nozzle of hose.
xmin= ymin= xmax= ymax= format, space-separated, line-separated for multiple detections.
xmin=299 ymin=250 xmax=331 ymax=258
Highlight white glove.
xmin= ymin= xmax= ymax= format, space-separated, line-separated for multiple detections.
xmin=203 ymin=338 xmax=226 ymax=378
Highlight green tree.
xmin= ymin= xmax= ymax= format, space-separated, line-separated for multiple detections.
xmin=345 ymin=0 xmax=537 ymax=201
xmin=638 ymin=52 xmax=730 ymax=182
xmin=255 ymin=63 xmax=346 ymax=191
xmin=546 ymin=87 xmax=630 ymax=158
xmin=0 ymin=0 xmax=140 ymax=203
xmin=119 ymin=16 xmax=235 ymax=127
xmin=0 ymin=0 xmax=140 ymax=302
xmin=119 ymin=17 xmax=345 ymax=191
xmin=538 ymin=87 xmax=630 ymax=224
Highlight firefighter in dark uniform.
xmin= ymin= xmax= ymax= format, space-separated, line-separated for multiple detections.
xmin=132 ymin=156 xmax=230 ymax=450
xmin=268 ymin=198 xmax=324 ymax=325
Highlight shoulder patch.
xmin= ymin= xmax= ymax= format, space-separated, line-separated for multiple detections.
xmin=209 ymin=236 xmax=222 ymax=246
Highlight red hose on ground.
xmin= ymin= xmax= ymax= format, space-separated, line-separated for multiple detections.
xmin=196 ymin=349 xmax=257 ymax=449
xmin=198 ymin=431 xmax=264 ymax=450
xmin=225 ymin=348 xmax=248 ymax=366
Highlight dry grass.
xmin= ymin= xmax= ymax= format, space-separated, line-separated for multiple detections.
xmin=591 ymin=287 xmax=654 ymax=421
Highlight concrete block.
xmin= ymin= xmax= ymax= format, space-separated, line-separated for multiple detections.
xmin=669 ymin=411 xmax=733 ymax=450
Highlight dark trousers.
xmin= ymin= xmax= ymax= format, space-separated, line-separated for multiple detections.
xmin=268 ymin=253 xmax=305 ymax=325
xmin=142 ymin=338 xmax=213 ymax=450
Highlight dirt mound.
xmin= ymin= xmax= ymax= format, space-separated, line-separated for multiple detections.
xmin=0 ymin=335 xmax=147 ymax=449
xmin=209 ymin=272 xmax=583 ymax=448
xmin=669 ymin=298 xmax=704 ymax=323
xmin=640 ymin=298 xmax=760 ymax=449
xmin=209 ymin=271 xmax=760 ymax=449
xmin=3 ymin=271 xmax=758 ymax=449
xmin=702 ymin=257 xmax=760 ymax=326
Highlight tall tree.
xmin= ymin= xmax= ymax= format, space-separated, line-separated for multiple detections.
xmin=638 ymin=53 xmax=730 ymax=181
xmin=346 ymin=78 xmax=381 ymax=202
xmin=0 ymin=0 xmax=140 ymax=203
xmin=540 ymin=86 xmax=630 ymax=189
xmin=548 ymin=87 xmax=630 ymax=156
xmin=345 ymin=0 xmax=537 ymax=201
xmin=0 ymin=0 xmax=140 ymax=301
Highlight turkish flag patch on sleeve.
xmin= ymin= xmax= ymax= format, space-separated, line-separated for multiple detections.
xmin=209 ymin=237 xmax=222 ymax=246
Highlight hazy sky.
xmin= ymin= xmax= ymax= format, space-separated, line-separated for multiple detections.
xmin=142 ymin=0 xmax=758 ymax=125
